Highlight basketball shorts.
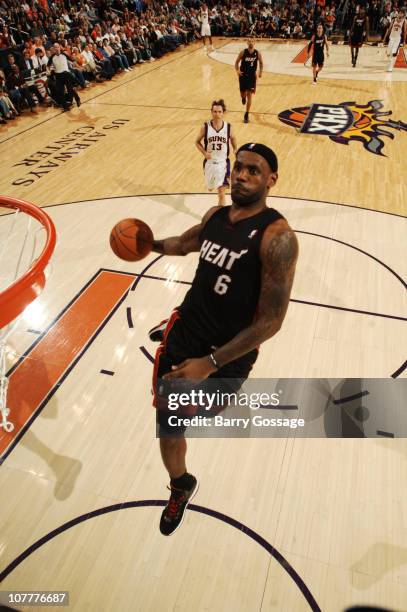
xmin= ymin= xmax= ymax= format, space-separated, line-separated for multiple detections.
xmin=201 ymin=24 xmax=211 ymax=37
xmin=152 ymin=311 xmax=257 ymax=436
xmin=312 ymin=53 xmax=324 ymax=66
xmin=350 ymin=35 xmax=363 ymax=47
xmin=204 ymin=158 xmax=230 ymax=190
xmin=239 ymin=74 xmax=256 ymax=94
xmin=387 ymin=39 xmax=401 ymax=56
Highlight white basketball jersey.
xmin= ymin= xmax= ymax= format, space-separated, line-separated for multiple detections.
xmin=205 ymin=121 xmax=230 ymax=161
xmin=390 ymin=18 xmax=405 ymax=40
xmin=201 ymin=10 xmax=209 ymax=26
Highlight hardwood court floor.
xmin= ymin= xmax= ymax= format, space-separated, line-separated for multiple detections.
xmin=0 ymin=40 xmax=406 ymax=612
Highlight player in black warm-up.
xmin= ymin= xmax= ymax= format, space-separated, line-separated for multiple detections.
xmin=307 ymin=24 xmax=329 ymax=84
xmin=349 ymin=8 xmax=369 ymax=67
xmin=234 ymin=39 xmax=263 ymax=123
xmin=149 ymin=143 xmax=298 ymax=536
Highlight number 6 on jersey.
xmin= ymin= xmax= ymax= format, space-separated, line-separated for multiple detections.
xmin=214 ymin=274 xmax=231 ymax=295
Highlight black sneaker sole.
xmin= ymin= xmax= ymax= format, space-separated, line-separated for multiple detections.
xmin=148 ymin=320 xmax=167 ymax=342
xmin=162 ymin=478 xmax=199 ymax=536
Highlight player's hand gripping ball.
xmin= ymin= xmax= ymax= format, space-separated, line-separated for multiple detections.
xmin=110 ymin=218 xmax=154 ymax=262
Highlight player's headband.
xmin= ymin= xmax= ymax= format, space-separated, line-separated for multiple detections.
xmin=237 ymin=143 xmax=278 ymax=172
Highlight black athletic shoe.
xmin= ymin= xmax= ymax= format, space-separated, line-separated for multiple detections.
xmin=244 ymin=112 xmax=249 ymax=123
xmin=148 ymin=319 xmax=168 ymax=342
xmin=241 ymin=96 xmax=246 ymax=105
xmin=159 ymin=474 xmax=199 ymax=536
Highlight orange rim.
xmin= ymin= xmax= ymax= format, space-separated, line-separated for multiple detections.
xmin=0 ymin=197 xmax=56 ymax=329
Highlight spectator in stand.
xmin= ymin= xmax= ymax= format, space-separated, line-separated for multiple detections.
xmin=0 ymin=68 xmax=22 ymax=113
xmin=0 ymin=85 xmax=18 ymax=122
xmin=293 ymin=22 xmax=304 ymax=38
xmin=92 ymin=42 xmax=115 ymax=79
xmin=6 ymin=64 xmax=37 ymax=111
xmin=111 ymin=34 xmax=134 ymax=69
xmin=0 ymin=24 xmax=15 ymax=48
xmin=134 ymin=26 xmax=155 ymax=61
xmin=103 ymin=36 xmax=131 ymax=72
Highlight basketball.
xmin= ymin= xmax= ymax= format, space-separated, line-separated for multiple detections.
xmin=109 ymin=218 xmax=154 ymax=262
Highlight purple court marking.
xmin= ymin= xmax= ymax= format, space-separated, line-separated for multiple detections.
xmin=124 ymin=272 xmax=406 ymax=323
xmin=290 ymin=298 xmax=406 ymax=323
xmin=100 ymin=370 xmax=115 ymax=376
xmin=296 ymin=230 xmax=407 ymax=290
xmin=377 ymin=430 xmax=395 ymax=438
xmin=140 ymin=346 xmax=155 ymax=364
xmin=130 ymin=255 xmax=163 ymax=292
xmin=391 ymin=360 xmax=407 ymax=378
xmin=36 ymin=193 xmax=407 ymax=219
xmin=0 ymin=500 xmax=321 ymax=612
xmin=126 ymin=307 xmax=134 ymax=329
xmin=333 ymin=390 xmax=369 ymax=405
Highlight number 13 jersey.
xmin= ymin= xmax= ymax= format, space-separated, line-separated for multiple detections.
xmin=204 ymin=121 xmax=230 ymax=161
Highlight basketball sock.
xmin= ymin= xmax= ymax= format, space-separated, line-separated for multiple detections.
xmin=171 ymin=472 xmax=195 ymax=490
xmin=355 ymin=49 xmax=359 ymax=63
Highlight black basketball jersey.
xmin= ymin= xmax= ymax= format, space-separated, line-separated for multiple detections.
xmin=353 ymin=16 xmax=366 ymax=38
xmin=178 ymin=206 xmax=284 ymax=347
xmin=313 ymin=34 xmax=325 ymax=56
xmin=241 ymin=48 xmax=258 ymax=76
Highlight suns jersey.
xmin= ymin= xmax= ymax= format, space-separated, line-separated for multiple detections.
xmin=178 ymin=206 xmax=285 ymax=347
xmin=201 ymin=9 xmax=209 ymax=26
xmin=389 ymin=17 xmax=405 ymax=41
xmin=204 ymin=121 xmax=230 ymax=161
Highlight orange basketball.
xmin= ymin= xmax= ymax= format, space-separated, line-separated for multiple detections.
xmin=110 ymin=218 xmax=154 ymax=262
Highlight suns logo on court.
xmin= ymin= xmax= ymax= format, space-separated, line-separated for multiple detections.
xmin=278 ymin=100 xmax=407 ymax=156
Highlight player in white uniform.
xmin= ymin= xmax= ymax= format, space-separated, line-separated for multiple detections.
xmin=384 ymin=10 xmax=406 ymax=71
xmin=200 ymin=3 xmax=213 ymax=50
xmin=195 ymin=99 xmax=237 ymax=206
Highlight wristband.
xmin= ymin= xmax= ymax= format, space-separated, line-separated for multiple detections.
xmin=208 ymin=353 xmax=219 ymax=370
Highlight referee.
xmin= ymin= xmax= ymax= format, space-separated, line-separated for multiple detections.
xmin=48 ymin=43 xmax=80 ymax=110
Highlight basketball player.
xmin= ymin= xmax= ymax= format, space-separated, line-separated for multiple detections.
xmin=235 ymin=39 xmax=263 ymax=123
xmin=307 ymin=24 xmax=329 ymax=85
xmin=384 ymin=10 xmax=406 ymax=72
xmin=200 ymin=3 xmax=213 ymax=51
xmin=149 ymin=143 xmax=298 ymax=536
xmin=195 ymin=99 xmax=237 ymax=206
xmin=349 ymin=8 xmax=369 ymax=67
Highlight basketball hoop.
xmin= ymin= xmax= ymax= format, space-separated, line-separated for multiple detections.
xmin=0 ymin=196 xmax=56 ymax=433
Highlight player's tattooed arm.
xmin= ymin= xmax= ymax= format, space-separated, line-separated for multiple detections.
xmin=153 ymin=207 xmax=219 ymax=256
xmin=212 ymin=222 xmax=298 ymax=369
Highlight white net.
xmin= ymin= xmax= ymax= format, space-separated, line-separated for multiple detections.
xmin=0 ymin=203 xmax=52 ymax=433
